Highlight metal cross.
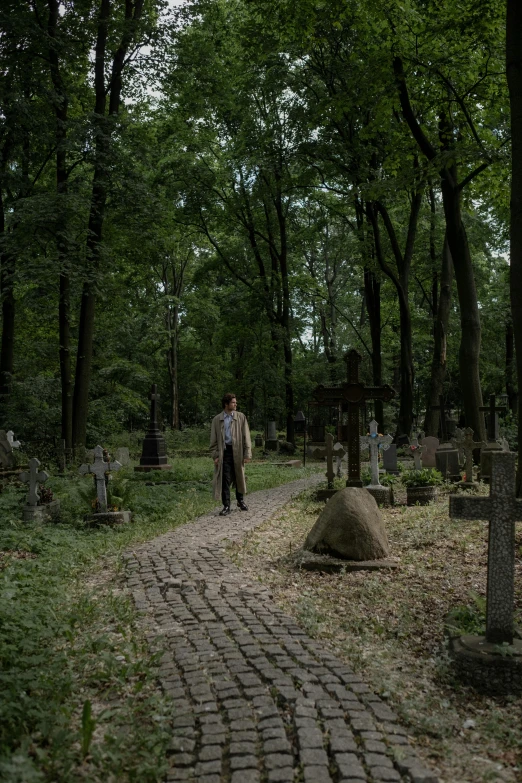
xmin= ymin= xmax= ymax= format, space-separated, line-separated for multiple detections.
xmin=20 ymin=457 xmax=49 ymax=506
xmin=312 ymin=349 xmax=395 ymax=487
xmin=359 ymin=419 xmax=392 ymax=487
xmin=79 ymin=445 xmax=121 ymax=513
xmin=479 ymin=394 xmax=506 ymax=442
xmin=449 ymin=451 xmax=522 ymax=644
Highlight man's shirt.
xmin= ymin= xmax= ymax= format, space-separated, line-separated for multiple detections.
xmin=224 ymin=411 xmax=234 ymax=445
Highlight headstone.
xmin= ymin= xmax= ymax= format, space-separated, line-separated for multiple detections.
xmin=7 ymin=430 xmax=20 ymax=449
xmin=478 ymin=395 xmax=509 ymax=484
xmin=359 ymin=420 xmax=393 ymax=505
xmin=80 ymin=445 xmax=131 ymax=525
xmin=0 ymin=430 xmax=14 ymax=469
xmin=115 ymin=447 xmax=130 ymax=466
xmin=254 ymin=433 xmax=263 ymax=448
xmin=382 ymin=443 xmax=399 ymax=475
xmin=312 ymin=349 xmax=395 ymax=487
xmin=135 ymin=385 xmax=171 ymax=471
xmin=409 ymin=439 xmax=425 ymax=471
xmin=420 ymin=435 xmax=439 ymax=468
xmin=304 ymin=487 xmax=391 ymax=561
xmin=449 ymin=452 xmax=522 ymax=646
xmin=435 ymin=441 xmax=460 ymax=481
xmin=451 ymin=428 xmax=484 ymax=489
xmin=480 ymin=394 xmax=506 ymax=442
xmin=294 ymin=410 xmax=306 ymax=434
xmin=266 ymin=421 xmax=278 ymax=451
xmin=19 ymin=457 xmax=60 ymax=522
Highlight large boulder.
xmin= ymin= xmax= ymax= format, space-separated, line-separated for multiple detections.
xmin=304 ymin=488 xmax=390 ymax=561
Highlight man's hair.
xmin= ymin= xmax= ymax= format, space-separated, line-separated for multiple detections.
xmin=222 ymin=392 xmax=236 ymax=408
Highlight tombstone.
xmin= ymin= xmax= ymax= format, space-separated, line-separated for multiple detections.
xmin=480 ymin=394 xmax=506 ymax=443
xmin=451 ymin=428 xmax=484 ymax=489
xmin=19 ymin=457 xmax=60 ymax=522
xmin=359 ymin=420 xmax=393 ymax=506
xmin=382 ymin=443 xmax=399 ymax=475
xmin=80 ymin=445 xmax=131 ymax=524
xmin=449 ymin=452 xmax=522 ymax=693
xmin=0 ymin=430 xmax=14 ymax=469
xmin=312 ymin=349 xmax=395 ymax=487
xmin=7 ymin=430 xmax=20 ymax=449
xmin=420 ymin=435 xmax=439 ymax=468
xmin=254 ymin=433 xmax=264 ymax=448
xmin=479 ymin=395 xmax=509 ymax=483
xmin=84 ymin=448 xmax=95 ymax=463
xmin=135 ymin=385 xmax=171 ymax=471
xmin=115 ymin=447 xmax=130 ymax=466
xmin=333 ymin=441 xmax=346 ymax=478
xmin=409 ymin=439 xmax=425 ymax=471
xmin=265 ymin=421 xmax=279 ymax=451
xmin=435 ymin=441 xmax=460 ymax=481
xmin=294 ymin=410 xmax=306 ymax=434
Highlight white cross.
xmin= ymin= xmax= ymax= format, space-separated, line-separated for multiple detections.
xmin=359 ymin=420 xmax=393 ymax=487
xmin=451 ymin=427 xmax=484 ymax=484
xmin=79 ymin=445 xmax=121 ymax=513
xmin=7 ymin=431 xmax=20 ymax=449
xmin=19 ymin=458 xmax=49 ymax=506
xmin=409 ymin=438 xmax=426 ymax=470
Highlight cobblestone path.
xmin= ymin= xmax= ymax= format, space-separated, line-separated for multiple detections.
xmin=124 ymin=477 xmax=440 ymax=783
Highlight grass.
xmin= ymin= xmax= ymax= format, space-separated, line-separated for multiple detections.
xmin=228 ymin=488 xmax=522 ymax=783
xmin=0 ymin=453 xmax=320 ymax=782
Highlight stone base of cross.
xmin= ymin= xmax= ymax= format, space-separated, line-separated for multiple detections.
xmin=359 ymin=420 xmax=392 ymax=487
xmin=79 ymin=445 xmax=122 ymax=514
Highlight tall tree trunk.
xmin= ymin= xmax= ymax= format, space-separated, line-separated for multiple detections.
xmin=166 ymin=303 xmax=180 ymax=429
xmin=505 ymin=320 xmax=517 ymax=414
xmin=364 ymin=268 xmax=383 ymax=431
xmin=507 ymin=0 xmax=522 ymax=492
xmin=48 ymin=0 xmax=72 ymax=449
xmin=424 ymin=236 xmax=453 ymax=435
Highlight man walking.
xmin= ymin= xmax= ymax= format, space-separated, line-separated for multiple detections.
xmin=210 ymin=393 xmax=252 ymax=516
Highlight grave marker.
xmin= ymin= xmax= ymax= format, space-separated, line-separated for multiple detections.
xmin=451 ymin=427 xmax=484 ymax=488
xmin=20 ymin=458 xmax=49 ymax=507
xmin=420 ymin=435 xmax=439 ymax=468
xmin=449 ymin=451 xmax=522 ymax=644
xmin=312 ymin=349 xmax=395 ymax=487
xmin=135 ymin=385 xmax=171 ymax=471
xmin=80 ymin=445 xmax=122 ymax=513
xmin=409 ymin=438 xmax=425 ymax=471
xmin=479 ymin=394 xmax=506 ymax=442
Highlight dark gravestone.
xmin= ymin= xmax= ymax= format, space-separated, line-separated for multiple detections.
xmin=265 ymin=421 xmax=278 ymax=451
xmin=135 ymin=385 xmax=171 ymax=472
xmin=480 ymin=395 xmax=508 ymax=483
xmin=312 ymin=349 xmax=395 ymax=487
xmin=382 ymin=443 xmax=399 ymax=474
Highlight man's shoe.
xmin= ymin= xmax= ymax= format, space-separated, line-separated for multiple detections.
xmin=219 ymin=506 xmax=231 ymax=516
xmin=237 ymin=500 xmax=248 ymax=511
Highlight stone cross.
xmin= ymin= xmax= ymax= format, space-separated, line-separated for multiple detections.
xmin=409 ymin=438 xmax=425 ymax=471
xmin=79 ymin=445 xmax=121 ymax=513
xmin=325 ymin=433 xmax=335 ymax=489
xmin=333 ymin=441 xmax=346 ymax=478
xmin=19 ymin=458 xmax=49 ymax=506
xmin=431 ymin=395 xmax=451 ymax=442
xmin=7 ymin=430 xmax=20 ymax=449
xmin=451 ymin=427 xmax=484 ymax=484
xmin=312 ymin=349 xmax=395 ymax=487
xmin=479 ymin=394 xmax=506 ymax=442
xmin=359 ymin=420 xmax=393 ymax=487
xmin=449 ymin=451 xmax=522 ymax=644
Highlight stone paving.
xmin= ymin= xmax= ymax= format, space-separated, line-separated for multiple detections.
xmin=124 ymin=477 xmax=440 ymax=783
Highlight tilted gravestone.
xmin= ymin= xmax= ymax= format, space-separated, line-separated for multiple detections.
xmin=448 ymin=451 xmax=522 ymax=692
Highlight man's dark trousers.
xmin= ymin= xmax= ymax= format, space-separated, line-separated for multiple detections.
xmin=222 ymin=444 xmax=244 ymax=507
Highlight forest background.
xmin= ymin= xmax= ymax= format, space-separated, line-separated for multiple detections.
xmin=1 ymin=0 xmax=521 ymax=468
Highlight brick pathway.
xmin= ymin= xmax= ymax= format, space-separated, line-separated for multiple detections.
xmin=124 ymin=477 xmax=440 ymax=783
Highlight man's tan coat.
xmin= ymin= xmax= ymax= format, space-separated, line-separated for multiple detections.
xmin=210 ymin=410 xmax=252 ymax=501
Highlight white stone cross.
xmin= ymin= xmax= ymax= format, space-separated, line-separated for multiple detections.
xmin=79 ymin=445 xmax=121 ymax=513
xmin=451 ymin=427 xmax=484 ymax=485
xmin=7 ymin=430 xmax=20 ymax=449
xmin=409 ymin=438 xmax=426 ymax=470
xmin=333 ymin=441 xmax=346 ymax=478
xmin=19 ymin=458 xmax=49 ymax=506
xmin=359 ymin=420 xmax=393 ymax=487
xmin=449 ymin=451 xmax=522 ymax=644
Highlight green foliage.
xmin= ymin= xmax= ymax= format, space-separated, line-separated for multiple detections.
xmin=446 ymin=591 xmax=487 ymax=637
xmin=401 ymin=468 xmax=444 ymax=487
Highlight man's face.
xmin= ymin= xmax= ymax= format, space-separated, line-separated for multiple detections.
xmin=225 ymin=397 xmax=237 ymax=412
